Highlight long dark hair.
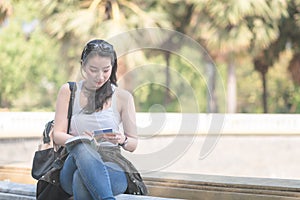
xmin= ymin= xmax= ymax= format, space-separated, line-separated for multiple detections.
xmin=80 ymin=39 xmax=118 ymax=113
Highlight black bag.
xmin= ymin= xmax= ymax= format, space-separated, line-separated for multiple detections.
xmin=31 ymin=120 xmax=61 ymax=180
xmin=36 ymin=152 xmax=71 ymax=200
xmin=31 ymin=82 xmax=76 ymax=200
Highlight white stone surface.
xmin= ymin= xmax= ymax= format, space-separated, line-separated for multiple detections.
xmin=0 ymin=112 xmax=300 ymax=138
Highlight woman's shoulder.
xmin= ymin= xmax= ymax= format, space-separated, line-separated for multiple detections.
xmin=58 ymin=83 xmax=71 ymax=95
xmin=58 ymin=82 xmax=79 ymax=97
xmin=114 ymin=87 xmax=134 ymax=101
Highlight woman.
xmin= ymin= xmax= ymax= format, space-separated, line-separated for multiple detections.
xmin=53 ymin=39 xmax=145 ymax=200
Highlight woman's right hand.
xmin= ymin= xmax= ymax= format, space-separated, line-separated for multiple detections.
xmin=83 ymin=130 xmax=94 ymax=137
xmin=94 ymin=132 xmax=122 ymax=144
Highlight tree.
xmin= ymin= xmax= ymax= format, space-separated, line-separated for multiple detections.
xmin=37 ymin=0 xmax=169 ymax=81
xmin=155 ymin=1 xmax=219 ymax=112
xmin=0 ymin=1 xmax=65 ymax=110
xmin=185 ymin=0 xmax=288 ymax=113
xmin=251 ymin=0 xmax=300 ymax=112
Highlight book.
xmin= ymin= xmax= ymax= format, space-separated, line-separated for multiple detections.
xmin=65 ymin=135 xmax=93 ymax=148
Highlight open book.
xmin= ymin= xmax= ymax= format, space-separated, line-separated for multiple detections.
xmin=65 ymin=135 xmax=93 ymax=148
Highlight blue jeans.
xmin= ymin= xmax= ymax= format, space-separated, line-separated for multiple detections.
xmin=60 ymin=143 xmax=128 ymax=200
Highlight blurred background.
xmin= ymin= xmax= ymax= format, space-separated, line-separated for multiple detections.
xmin=0 ymin=0 xmax=299 ymax=113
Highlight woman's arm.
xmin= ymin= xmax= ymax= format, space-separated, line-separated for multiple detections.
xmin=53 ymin=83 xmax=74 ymax=146
xmin=117 ymin=89 xmax=138 ymax=152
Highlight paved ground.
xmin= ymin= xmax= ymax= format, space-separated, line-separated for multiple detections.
xmin=130 ymin=135 xmax=300 ymax=180
xmin=1 ymin=135 xmax=300 ymax=180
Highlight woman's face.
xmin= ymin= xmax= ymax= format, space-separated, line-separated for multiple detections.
xmin=83 ymin=55 xmax=112 ymax=90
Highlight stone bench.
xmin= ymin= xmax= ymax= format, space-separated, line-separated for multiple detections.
xmin=2 ymin=167 xmax=300 ymax=200
xmin=143 ymin=172 xmax=300 ymax=200
xmin=0 ymin=181 xmax=181 ymax=200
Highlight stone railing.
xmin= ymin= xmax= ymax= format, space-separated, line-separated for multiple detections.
xmin=1 ymin=112 xmax=300 ymax=138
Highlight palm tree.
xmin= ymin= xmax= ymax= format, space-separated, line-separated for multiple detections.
xmin=252 ymin=0 xmax=300 ymax=112
xmin=186 ymin=0 xmax=288 ymax=113
xmin=37 ymin=0 xmax=169 ymax=90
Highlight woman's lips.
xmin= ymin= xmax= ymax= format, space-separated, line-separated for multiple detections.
xmin=96 ymin=81 xmax=103 ymax=86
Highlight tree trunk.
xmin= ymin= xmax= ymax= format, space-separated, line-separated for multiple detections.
xmin=261 ymin=71 xmax=268 ymax=113
xmin=164 ymin=52 xmax=171 ymax=106
xmin=206 ymin=61 xmax=218 ymax=113
xmin=227 ymin=57 xmax=237 ymax=113
xmin=254 ymin=58 xmax=269 ymax=113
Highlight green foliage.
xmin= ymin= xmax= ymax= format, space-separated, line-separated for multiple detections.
xmin=132 ymin=49 xmax=213 ymax=113
xmin=0 ymin=1 xmax=66 ymax=111
xmin=236 ymin=50 xmax=300 ymax=113
xmin=236 ymin=60 xmax=264 ymax=113
xmin=290 ymin=86 xmax=300 ymax=113
xmin=134 ymin=83 xmax=180 ymax=112
xmin=268 ymin=51 xmax=300 ymax=113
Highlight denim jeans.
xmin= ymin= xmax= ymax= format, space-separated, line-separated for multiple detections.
xmin=60 ymin=143 xmax=128 ymax=200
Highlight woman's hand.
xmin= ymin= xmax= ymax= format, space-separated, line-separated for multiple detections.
xmin=83 ymin=130 xmax=94 ymax=137
xmin=94 ymin=132 xmax=126 ymax=145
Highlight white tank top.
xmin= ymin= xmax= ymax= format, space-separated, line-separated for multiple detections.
xmin=70 ymin=80 xmax=121 ymax=146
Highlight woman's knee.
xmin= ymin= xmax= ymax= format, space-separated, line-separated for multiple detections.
xmin=105 ymin=162 xmax=128 ymax=195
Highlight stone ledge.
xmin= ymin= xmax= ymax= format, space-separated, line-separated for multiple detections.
xmin=2 ymin=112 xmax=300 ymax=138
xmin=0 ymin=181 xmax=181 ymax=200
xmin=2 ymin=167 xmax=300 ymax=200
xmin=142 ymin=172 xmax=300 ymax=200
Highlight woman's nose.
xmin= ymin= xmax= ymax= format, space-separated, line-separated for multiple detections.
xmin=97 ymin=71 xmax=104 ymax=80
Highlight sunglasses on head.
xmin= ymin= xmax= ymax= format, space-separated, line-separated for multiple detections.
xmin=86 ymin=40 xmax=114 ymax=52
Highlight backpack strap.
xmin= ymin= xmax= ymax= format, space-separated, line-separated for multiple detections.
xmin=67 ymin=82 xmax=77 ymax=134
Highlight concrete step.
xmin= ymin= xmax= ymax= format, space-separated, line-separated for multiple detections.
xmin=143 ymin=171 xmax=300 ymax=200
xmin=2 ymin=166 xmax=300 ymax=200
xmin=0 ymin=181 xmax=182 ymax=200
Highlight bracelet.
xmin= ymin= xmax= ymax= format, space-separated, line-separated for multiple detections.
xmin=118 ymin=136 xmax=128 ymax=147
